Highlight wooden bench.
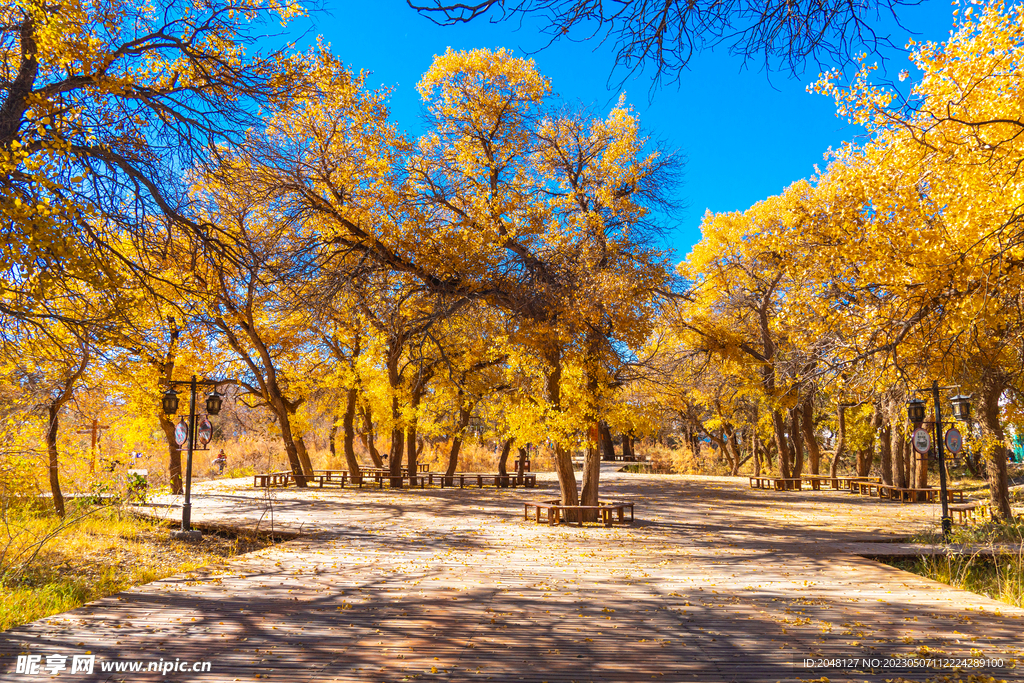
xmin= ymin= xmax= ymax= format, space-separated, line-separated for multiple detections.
xmin=524 ymin=500 xmax=634 ymax=527
xmin=361 ymin=466 xmax=422 ymax=477
xmin=749 ymin=476 xmax=803 ymax=491
xmin=949 ymin=502 xmax=989 ymax=523
xmin=851 ymin=480 xmax=886 ymax=497
xmin=834 ymin=476 xmax=881 ymax=492
xmin=360 ymin=472 xmax=538 ymax=489
xmin=946 ymin=488 xmax=967 ymax=503
xmin=256 ymin=470 xmax=537 ymax=490
xmin=372 ymin=474 xmax=427 ymax=489
xmin=316 ymin=470 xmax=352 ymax=486
xmin=255 ymin=470 xmax=366 ymax=488
xmin=801 ymin=476 xmax=840 ymax=490
xmin=421 ymin=473 xmax=537 ymax=489
xmin=882 ymin=486 xmax=967 ymax=503
xmin=253 ymin=471 xmax=293 ymax=488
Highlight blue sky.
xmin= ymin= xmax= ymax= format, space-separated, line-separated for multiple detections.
xmin=292 ymin=1 xmax=956 ymax=260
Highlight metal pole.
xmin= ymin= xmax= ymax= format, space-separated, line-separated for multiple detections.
xmin=932 ymin=380 xmax=952 ymax=541
xmin=181 ymin=375 xmax=197 ymax=532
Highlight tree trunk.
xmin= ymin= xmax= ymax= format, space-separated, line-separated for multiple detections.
xmin=343 ymin=387 xmax=362 ymax=481
xmin=599 ymin=422 xmax=615 ymax=460
xmin=360 ymin=403 xmax=383 ymax=468
xmin=979 ymin=371 xmax=1013 ymax=521
xmin=384 ymin=344 xmax=405 ymax=487
xmin=893 ymin=429 xmax=909 ymax=488
xmin=546 ymin=349 xmax=579 ymax=515
xmin=772 ymin=410 xmax=792 ymax=478
xmin=800 ymin=397 xmax=821 ymax=475
xmin=580 ymin=423 xmax=601 ymax=521
xmin=913 ymin=450 xmax=926 ymax=488
xmin=727 ymin=430 xmax=742 ymax=476
xmin=879 ymin=421 xmax=893 ymax=486
xmin=830 ymin=405 xmax=846 ymax=478
xmin=406 ymin=389 xmax=422 ymax=485
xmin=272 ymin=396 xmax=309 ymax=487
xmin=405 ymin=425 xmax=418 ymax=484
xmin=708 ymin=431 xmax=731 ymax=472
xmin=914 ymin=432 xmax=928 ymax=489
xmin=389 ymin=424 xmax=404 ymax=487
xmin=282 ymin=438 xmax=307 ymax=486
xmin=445 ymin=435 xmax=462 ymax=482
xmin=45 ymin=404 xmax=65 ymax=519
xmin=752 ymin=428 xmax=762 ymax=476
xmin=294 ymin=435 xmax=314 ymax=477
xmin=620 ymin=433 xmax=633 ymax=458
xmin=857 ymin=404 xmax=881 ymax=478
xmin=158 ymin=416 xmax=184 ymax=495
xmin=156 ymin=321 xmax=183 ymax=494
xmin=386 ymin=375 xmax=403 ymax=487
xmin=42 ymin=353 xmax=87 ymax=518
xmin=406 ymin=380 xmax=428 ymax=485
xmin=497 ymin=437 xmax=513 ymax=486
xmin=445 ymin=405 xmax=472 ymax=483
xmin=789 ymin=409 xmax=804 ymax=478
xmin=903 ymin=430 xmax=913 ymax=488
xmin=857 ymin=448 xmax=874 ymax=478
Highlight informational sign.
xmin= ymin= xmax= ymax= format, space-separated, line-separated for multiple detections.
xmin=197 ymin=417 xmax=213 ymax=446
xmin=911 ymin=427 xmax=932 ymax=454
xmin=174 ymin=418 xmax=188 ymax=447
xmin=944 ymin=427 xmax=963 ymax=454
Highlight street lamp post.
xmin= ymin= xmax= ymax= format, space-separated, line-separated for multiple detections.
xmin=161 ymin=375 xmax=224 ymax=541
xmin=906 ymin=382 xmax=971 ymax=543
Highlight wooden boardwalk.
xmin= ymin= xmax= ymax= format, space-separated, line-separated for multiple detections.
xmin=2 ymin=472 xmax=1023 ymax=682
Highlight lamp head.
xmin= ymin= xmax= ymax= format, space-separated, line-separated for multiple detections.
xmin=205 ymin=389 xmax=223 ymax=416
xmin=949 ymin=394 xmax=972 ymax=422
xmin=161 ymin=387 xmax=179 ymax=415
xmin=906 ymin=397 xmax=927 ymax=427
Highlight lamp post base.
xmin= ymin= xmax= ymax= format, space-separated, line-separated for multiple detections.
xmin=170 ymin=529 xmax=203 ymax=542
xmin=941 ymin=516 xmax=953 ymax=542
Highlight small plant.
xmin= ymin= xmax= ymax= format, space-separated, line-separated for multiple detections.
xmin=126 ymin=471 xmax=148 ymax=504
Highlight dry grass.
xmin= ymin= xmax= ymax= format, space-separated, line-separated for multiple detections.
xmin=0 ymin=504 xmax=273 ymax=632
xmin=659 ymin=443 xmax=730 ymax=475
xmin=889 ymin=518 xmax=1024 ymax=609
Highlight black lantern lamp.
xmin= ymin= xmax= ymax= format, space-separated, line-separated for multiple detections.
xmin=949 ymin=394 xmax=972 ymax=422
xmin=162 ymin=387 xmax=180 ymax=415
xmin=205 ymin=389 xmax=223 ymax=416
xmin=906 ymin=398 xmax=927 ymax=426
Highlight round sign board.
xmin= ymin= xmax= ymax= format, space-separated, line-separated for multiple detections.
xmin=944 ymin=427 xmax=963 ymax=454
xmin=911 ymin=427 xmax=932 ymax=454
xmin=174 ymin=418 xmax=188 ymax=447
xmin=197 ymin=417 xmax=213 ymax=446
